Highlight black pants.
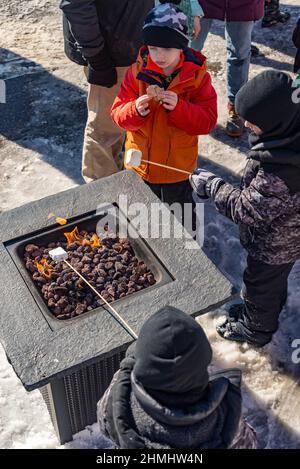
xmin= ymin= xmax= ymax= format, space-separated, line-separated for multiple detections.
xmin=241 ymin=255 xmax=294 ymax=345
xmin=145 ymin=179 xmax=197 ymax=234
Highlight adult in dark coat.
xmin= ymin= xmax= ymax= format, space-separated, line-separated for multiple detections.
xmin=191 ymin=1 xmax=264 ymax=138
xmin=190 ymin=70 xmax=300 ymax=347
xmin=97 ymin=307 xmax=257 ymax=449
xmin=59 ymin=1 xmax=154 ymax=182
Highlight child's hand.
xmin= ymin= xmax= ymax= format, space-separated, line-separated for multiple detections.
xmin=192 ymin=16 xmax=201 ymax=39
xmin=135 ymin=95 xmax=152 ymax=117
xmin=161 ymin=91 xmax=178 ymax=111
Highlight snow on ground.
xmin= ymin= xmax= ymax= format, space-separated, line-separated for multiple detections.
xmin=0 ymin=0 xmax=300 ymax=449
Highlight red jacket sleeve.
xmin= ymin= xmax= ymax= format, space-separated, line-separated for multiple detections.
xmin=168 ymin=72 xmax=217 ymax=136
xmin=111 ymin=67 xmax=149 ymax=131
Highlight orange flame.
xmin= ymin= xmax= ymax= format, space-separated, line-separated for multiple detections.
xmin=64 ymin=226 xmax=101 ymax=249
xmin=56 ymin=217 xmax=67 ymax=225
xmin=64 ymin=226 xmax=81 ymax=246
xmin=90 ymin=234 xmax=101 ymax=248
xmin=48 ymin=213 xmax=68 ymax=225
xmin=36 ymin=259 xmax=55 ymax=279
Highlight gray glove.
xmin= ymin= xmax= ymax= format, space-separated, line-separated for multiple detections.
xmin=189 ymin=168 xmax=224 ymax=199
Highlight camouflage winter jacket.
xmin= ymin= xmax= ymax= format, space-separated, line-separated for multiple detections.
xmin=211 ymin=136 xmax=300 ymax=265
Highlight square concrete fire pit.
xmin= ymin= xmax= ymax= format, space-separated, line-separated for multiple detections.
xmin=0 ymin=170 xmax=236 ymax=443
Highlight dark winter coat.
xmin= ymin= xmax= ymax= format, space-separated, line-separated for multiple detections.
xmin=97 ymin=347 xmax=249 ymax=449
xmin=293 ymin=18 xmax=300 ymax=73
xmin=60 ymin=0 xmax=154 ymax=66
xmin=198 ymin=0 xmax=264 ymax=22
xmin=210 ymin=132 xmax=300 ymax=265
xmin=210 ymin=70 xmax=300 ymax=266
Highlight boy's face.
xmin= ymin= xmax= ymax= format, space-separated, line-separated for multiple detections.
xmin=245 ymin=120 xmax=263 ymax=135
xmin=148 ymin=46 xmax=181 ymax=71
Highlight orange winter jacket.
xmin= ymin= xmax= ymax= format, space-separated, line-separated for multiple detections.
xmin=111 ymin=47 xmax=217 ymax=184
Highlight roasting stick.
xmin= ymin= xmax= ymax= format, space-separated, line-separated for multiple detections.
xmin=125 ymin=149 xmax=190 ymax=175
xmin=49 ymin=247 xmax=138 ymax=340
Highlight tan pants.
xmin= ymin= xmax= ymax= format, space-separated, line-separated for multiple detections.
xmin=82 ymin=66 xmax=128 ymax=182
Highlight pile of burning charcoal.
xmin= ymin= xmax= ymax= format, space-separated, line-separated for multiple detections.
xmin=24 ymin=227 xmax=156 ymax=320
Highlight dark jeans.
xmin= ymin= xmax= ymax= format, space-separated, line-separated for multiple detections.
xmin=241 ymin=255 xmax=294 ymax=345
xmin=145 ymin=179 xmax=197 ymax=234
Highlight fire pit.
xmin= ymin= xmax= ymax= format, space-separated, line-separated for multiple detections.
xmin=0 ymin=171 xmax=236 ymax=443
xmin=8 ymin=207 xmax=171 ymax=328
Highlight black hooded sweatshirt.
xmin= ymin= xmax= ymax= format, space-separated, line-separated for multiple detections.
xmin=97 ymin=306 xmax=242 ymax=449
xmin=209 ymin=70 xmax=300 ymax=265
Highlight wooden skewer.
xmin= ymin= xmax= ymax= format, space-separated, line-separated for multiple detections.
xmin=64 ymin=260 xmax=138 ymax=339
xmin=140 ymin=159 xmax=190 ymax=175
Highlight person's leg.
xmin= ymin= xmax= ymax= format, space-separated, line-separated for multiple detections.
xmin=241 ymin=256 xmax=294 ymax=331
xmin=224 ymin=21 xmax=254 ymax=137
xmin=162 ymin=180 xmax=197 ymax=235
xmin=82 ymin=66 xmax=127 ymax=183
xmin=217 ymin=256 xmax=294 ymax=346
xmin=191 ymin=18 xmax=213 ymax=51
xmin=145 ymin=180 xmax=197 ymax=234
xmin=144 ymin=181 xmax=162 ymax=200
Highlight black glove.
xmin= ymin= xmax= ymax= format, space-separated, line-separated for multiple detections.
xmin=189 ymin=168 xmax=224 ymax=199
xmin=86 ymin=49 xmax=117 ymax=87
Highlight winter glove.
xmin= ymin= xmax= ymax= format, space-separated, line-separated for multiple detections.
xmin=189 ymin=168 xmax=224 ymax=199
xmin=86 ymin=49 xmax=117 ymax=87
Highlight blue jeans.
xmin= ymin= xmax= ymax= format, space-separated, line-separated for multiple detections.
xmin=191 ymin=19 xmax=254 ymax=105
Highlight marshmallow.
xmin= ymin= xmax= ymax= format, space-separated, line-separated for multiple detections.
xmin=49 ymin=247 xmax=69 ymax=262
xmin=125 ymin=149 xmax=142 ymax=167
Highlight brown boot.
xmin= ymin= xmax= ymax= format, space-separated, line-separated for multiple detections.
xmin=226 ymin=103 xmax=244 ymax=138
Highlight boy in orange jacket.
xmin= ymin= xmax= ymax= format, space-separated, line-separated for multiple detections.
xmin=111 ymin=2 xmax=217 ymax=230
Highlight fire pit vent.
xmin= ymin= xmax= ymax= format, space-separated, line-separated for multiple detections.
xmin=39 ymin=348 xmax=126 ymax=443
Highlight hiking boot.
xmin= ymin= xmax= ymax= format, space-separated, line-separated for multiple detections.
xmin=226 ymin=104 xmax=244 ymax=138
xmin=262 ymin=1 xmax=291 ymax=28
xmin=228 ymin=303 xmax=245 ymax=321
xmin=216 ymin=319 xmax=249 ymax=344
xmin=216 ymin=313 xmax=272 ymax=347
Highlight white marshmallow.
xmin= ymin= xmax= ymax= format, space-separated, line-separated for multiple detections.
xmin=125 ymin=149 xmax=142 ymax=167
xmin=49 ymin=247 xmax=69 ymax=262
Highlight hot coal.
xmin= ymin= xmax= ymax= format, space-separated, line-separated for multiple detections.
xmin=24 ymin=232 xmax=156 ymax=320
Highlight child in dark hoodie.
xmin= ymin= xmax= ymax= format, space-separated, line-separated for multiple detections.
xmin=190 ymin=70 xmax=300 ymax=347
xmin=97 ymin=306 xmax=256 ymax=449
